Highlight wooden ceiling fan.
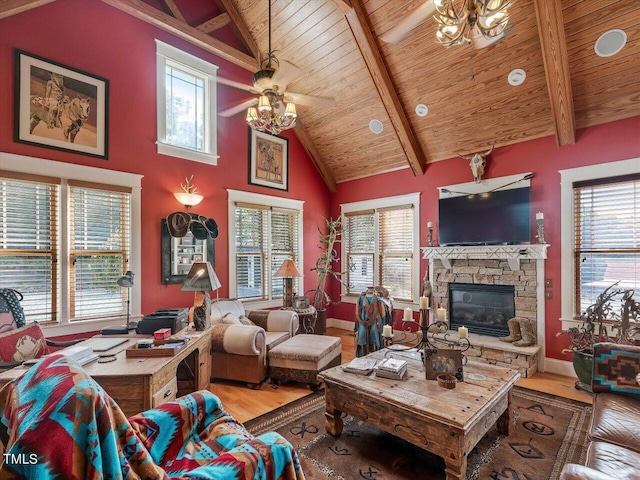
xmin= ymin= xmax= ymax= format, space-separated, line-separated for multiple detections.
xmin=380 ymin=0 xmax=513 ymax=48
xmin=218 ymin=0 xmax=334 ymax=120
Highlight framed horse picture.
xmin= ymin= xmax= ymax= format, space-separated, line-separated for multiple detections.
xmin=248 ymin=128 xmax=288 ymax=191
xmin=14 ymin=50 xmax=109 ymax=159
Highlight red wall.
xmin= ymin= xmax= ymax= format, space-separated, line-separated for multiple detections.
xmin=0 ymin=0 xmax=331 ymax=314
xmin=330 ymin=116 xmax=640 ymax=360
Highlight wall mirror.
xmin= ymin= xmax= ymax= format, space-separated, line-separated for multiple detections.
xmin=161 ymin=219 xmax=215 ymax=284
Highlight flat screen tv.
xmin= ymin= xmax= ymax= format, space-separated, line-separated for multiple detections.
xmin=438 ymin=187 xmax=531 ymax=246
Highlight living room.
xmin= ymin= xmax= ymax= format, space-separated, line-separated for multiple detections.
xmin=1 ymin=0 xmax=639 ymax=479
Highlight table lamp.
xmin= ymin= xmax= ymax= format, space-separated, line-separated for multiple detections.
xmin=181 ymin=262 xmax=221 ymax=330
xmin=101 ymin=271 xmax=136 ymax=335
xmin=274 ymin=259 xmax=302 ymax=308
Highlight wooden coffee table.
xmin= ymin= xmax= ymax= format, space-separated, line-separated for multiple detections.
xmin=318 ymin=351 xmax=521 ymax=480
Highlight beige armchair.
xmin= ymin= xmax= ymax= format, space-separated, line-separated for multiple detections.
xmin=209 ymin=300 xmax=298 ymax=388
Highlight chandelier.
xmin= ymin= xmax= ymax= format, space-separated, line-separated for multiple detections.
xmin=246 ymin=0 xmax=297 ymax=135
xmin=434 ymin=0 xmax=513 ymax=47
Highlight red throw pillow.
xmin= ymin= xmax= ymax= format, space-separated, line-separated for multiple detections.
xmin=0 ymin=323 xmax=49 ymax=363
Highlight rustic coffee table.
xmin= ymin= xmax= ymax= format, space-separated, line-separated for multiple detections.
xmin=318 ymin=351 xmax=521 ymax=480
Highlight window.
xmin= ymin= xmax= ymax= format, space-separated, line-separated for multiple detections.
xmin=228 ymin=190 xmax=304 ymax=307
xmin=573 ymin=175 xmax=639 ymax=316
xmin=0 ymin=152 xmax=141 ymax=331
xmin=156 ymin=40 xmax=218 ymax=165
xmin=559 ymin=157 xmax=639 ymax=324
xmin=342 ymin=193 xmax=420 ymax=303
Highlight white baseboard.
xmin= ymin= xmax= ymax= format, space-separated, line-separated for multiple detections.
xmin=544 ymin=358 xmax=577 ymax=378
xmin=327 ymin=318 xmax=353 ymax=331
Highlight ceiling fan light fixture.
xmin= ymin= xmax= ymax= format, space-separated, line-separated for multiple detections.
xmin=284 ymin=102 xmax=297 ymax=118
xmin=246 ymin=107 xmax=258 ymax=122
xmin=434 ymin=0 xmax=512 ymax=48
xmin=258 ymin=95 xmax=272 ymax=112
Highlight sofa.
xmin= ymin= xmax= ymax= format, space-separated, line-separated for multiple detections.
xmin=0 ymin=354 xmax=305 ymax=479
xmin=559 ymin=343 xmax=640 ymax=480
xmin=209 ymin=300 xmax=298 ymax=388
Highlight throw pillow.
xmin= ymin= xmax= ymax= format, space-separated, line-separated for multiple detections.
xmin=593 ymin=342 xmax=640 ymax=395
xmin=238 ymin=315 xmax=256 ymax=326
xmin=0 ymin=323 xmax=49 ymax=363
xmin=222 ymin=312 xmax=242 ymax=325
xmin=0 ymin=289 xmax=26 ymax=334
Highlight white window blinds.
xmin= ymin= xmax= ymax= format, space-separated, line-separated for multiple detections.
xmin=69 ymin=182 xmax=131 ymax=321
xmin=0 ymin=172 xmax=60 ymax=323
xmin=344 ymin=204 xmax=415 ymax=301
xmin=234 ymin=203 xmax=299 ymax=300
xmin=574 ymin=175 xmax=640 ymax=317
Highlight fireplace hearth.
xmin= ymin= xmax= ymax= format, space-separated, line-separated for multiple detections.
xmin=448 ymin=282 xmax=515 ymax=337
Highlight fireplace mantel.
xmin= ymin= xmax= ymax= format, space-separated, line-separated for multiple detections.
xmin=421 ymin=244 xmax=549 ymax=270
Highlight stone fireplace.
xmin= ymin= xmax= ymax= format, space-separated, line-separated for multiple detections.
xmin=422 ymin=244 xmax=548 ymax=377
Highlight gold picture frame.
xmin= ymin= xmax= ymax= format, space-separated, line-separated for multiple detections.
xmin=248 ymin=129 xmax=288 ymax=191
xmin=425 ymin=348 xmax=463 ymax=381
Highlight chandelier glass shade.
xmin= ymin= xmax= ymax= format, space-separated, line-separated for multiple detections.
xmin=434 ymin=0 xmax=513 ymax=47
xmin=246 ymin=91 xmax=297 ymax=135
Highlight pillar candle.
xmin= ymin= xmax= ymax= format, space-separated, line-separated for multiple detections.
xmin=458 ymin=326 xmax=468 ymax=339
xmin=383 ymin=324 xmax=393 ymax=337
xmin=427 ymin=221 xmax=433 ymax=228
xmin=436 ymin=307 xmax=446 ymax=321
xmin=536 ymin=212 xmax=544 ymax=220
xmin=403 ymin=307 xmax=412 ymax=321
xmin=419 ymin=296 xmax=429 ymax=309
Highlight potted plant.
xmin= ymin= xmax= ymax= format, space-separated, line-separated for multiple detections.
xmin=306 ymin=217 xmax=349 ymax=334
xmin=557 ymin=282 xmax=639 ymax=392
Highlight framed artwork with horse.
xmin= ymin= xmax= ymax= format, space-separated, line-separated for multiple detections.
xmin=14 ymin=50 xmax=109 ymax=159
xmin=248 ymin=128 xmax=288 ymax=191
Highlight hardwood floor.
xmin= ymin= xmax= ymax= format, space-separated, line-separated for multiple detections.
xmin=211 ymin=327 xmax=592 ymax=423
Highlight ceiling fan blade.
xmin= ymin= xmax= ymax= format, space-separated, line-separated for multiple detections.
xmin=271 ymin=60 xmax=303 ymax=90
xmin=283 ymin=91 xmax=335 ymax=108
xmin=217 ymin=76 xmax=260 ymax=94
xmin=380 ymin=0 xmax=437 ymax=45
xmin=218 ymin=98 xmax=258 ymax=118
xmin=471 ymin=23 xmax=512 ymax=49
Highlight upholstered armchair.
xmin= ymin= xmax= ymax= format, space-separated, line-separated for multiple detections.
xmin=210 ymin=300 xmax=298 ymax=388
xmin=0 ymin=355 xmax=305 ymax=480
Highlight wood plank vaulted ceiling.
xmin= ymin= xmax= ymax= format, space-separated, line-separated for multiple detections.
xmin=3 ymin=0 xmax=639 ymax=191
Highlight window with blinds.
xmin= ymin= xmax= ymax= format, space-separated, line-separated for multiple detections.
xmin=0 ymin=172 xmax=131 ymax=324
xmin=0 ymin=173 xmax=59 ymax=323
xmin=574 ymin=175 xmax=639 ymax=317
xmin=234 ymin=203 xmax=299 ymax=300
xmin=69 ymin=182 xmax=131 ymax=321
xmin=344 ymin=204 xmax=415 ymax=301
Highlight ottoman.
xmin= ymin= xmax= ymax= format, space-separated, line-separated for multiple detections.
xmin=268 ymin=334 xmax=342 ymax=390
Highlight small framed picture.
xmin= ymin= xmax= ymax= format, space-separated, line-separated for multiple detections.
xmin=425 ymin=348 xmax=463 ymax=381
xmin=14 ymin=49 xmax=109 ymax=158
xmin=248 ymin=128 xmax=288 ymax=191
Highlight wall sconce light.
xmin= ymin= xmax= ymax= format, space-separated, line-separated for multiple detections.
xmin=174 ymin=175 xmax=203 ymax=209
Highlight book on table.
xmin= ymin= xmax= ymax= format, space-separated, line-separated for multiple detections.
xmin=376 ymin=358 xmax=407 ymax=374
xmin=343 ymin=357 xmax=378 ymax=375
xmin=374 ymin=363 xmax=408 ymax=380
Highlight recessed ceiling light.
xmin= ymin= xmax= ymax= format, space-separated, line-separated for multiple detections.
xmin=369 ymin=119 xmax=383 ymax=134
xmin=594 ymin=29 xmax=627 ymax=57
xmin=415 ymin=104 xmax=429 ymax=117
xmin=507 ymin=69 xmax=526 ymax=86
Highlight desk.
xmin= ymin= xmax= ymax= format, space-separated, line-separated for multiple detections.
xmin=0 ymin=329 xmax=212 ymax=417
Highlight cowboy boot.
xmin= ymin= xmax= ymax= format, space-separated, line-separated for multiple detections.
xmin=499 ymin=318 xmax=522 ymax=343
xmin=513 ymin=319 xmax=536 ymax=347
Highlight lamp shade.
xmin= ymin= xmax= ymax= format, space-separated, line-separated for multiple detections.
xmin=274 ymin=259 xmax=302 ymax=278
xmin=116 ymin=271 xmax=135 ymax=288
xmin=181 ymin=262 xmax=221 ymax=292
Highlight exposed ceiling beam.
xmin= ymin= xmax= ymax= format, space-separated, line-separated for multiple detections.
xmin=215 ymin=0 xmax=260 ymax=60
xmin=196 ymin=12 xmax=231 ymax=34
xmin=0 ymin=0 xmax=56 ymax=20
xmin=295 ymin=120 xmax=337 ymax=193
xmin=159 ymin=0 xmax=185 ymax=23
xmin=326 ymin=0 xmax=352 ymax=16
xmin=338 ymin=0 xmax=427 ymax=176
xmin=534 ymin=0 xmax=576 ymax=146
xmin=99 ymin=0 xmax=257 ymax=72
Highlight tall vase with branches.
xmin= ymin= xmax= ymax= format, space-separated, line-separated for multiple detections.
xmin=307 ymin=217 xmax=348 ymax=332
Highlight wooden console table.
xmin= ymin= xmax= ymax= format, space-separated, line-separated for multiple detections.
xmin=0 ymin=329 xmax=212 ymax=417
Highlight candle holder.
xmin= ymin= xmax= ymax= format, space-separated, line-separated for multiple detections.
xmin=382 ymin=309 xmax=471 ymax=381
xmin=427 ymin=225 xmax=434 ymax=247
xmin=536 ymin=218 xmax=545 ymax=244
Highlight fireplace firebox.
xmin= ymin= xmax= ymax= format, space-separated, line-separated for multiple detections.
xmin=448 ymin=283 xmax=515 ymax=337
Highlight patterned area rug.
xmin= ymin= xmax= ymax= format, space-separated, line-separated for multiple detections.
xmin=245 ymin=387 xmax=591 ymax=480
